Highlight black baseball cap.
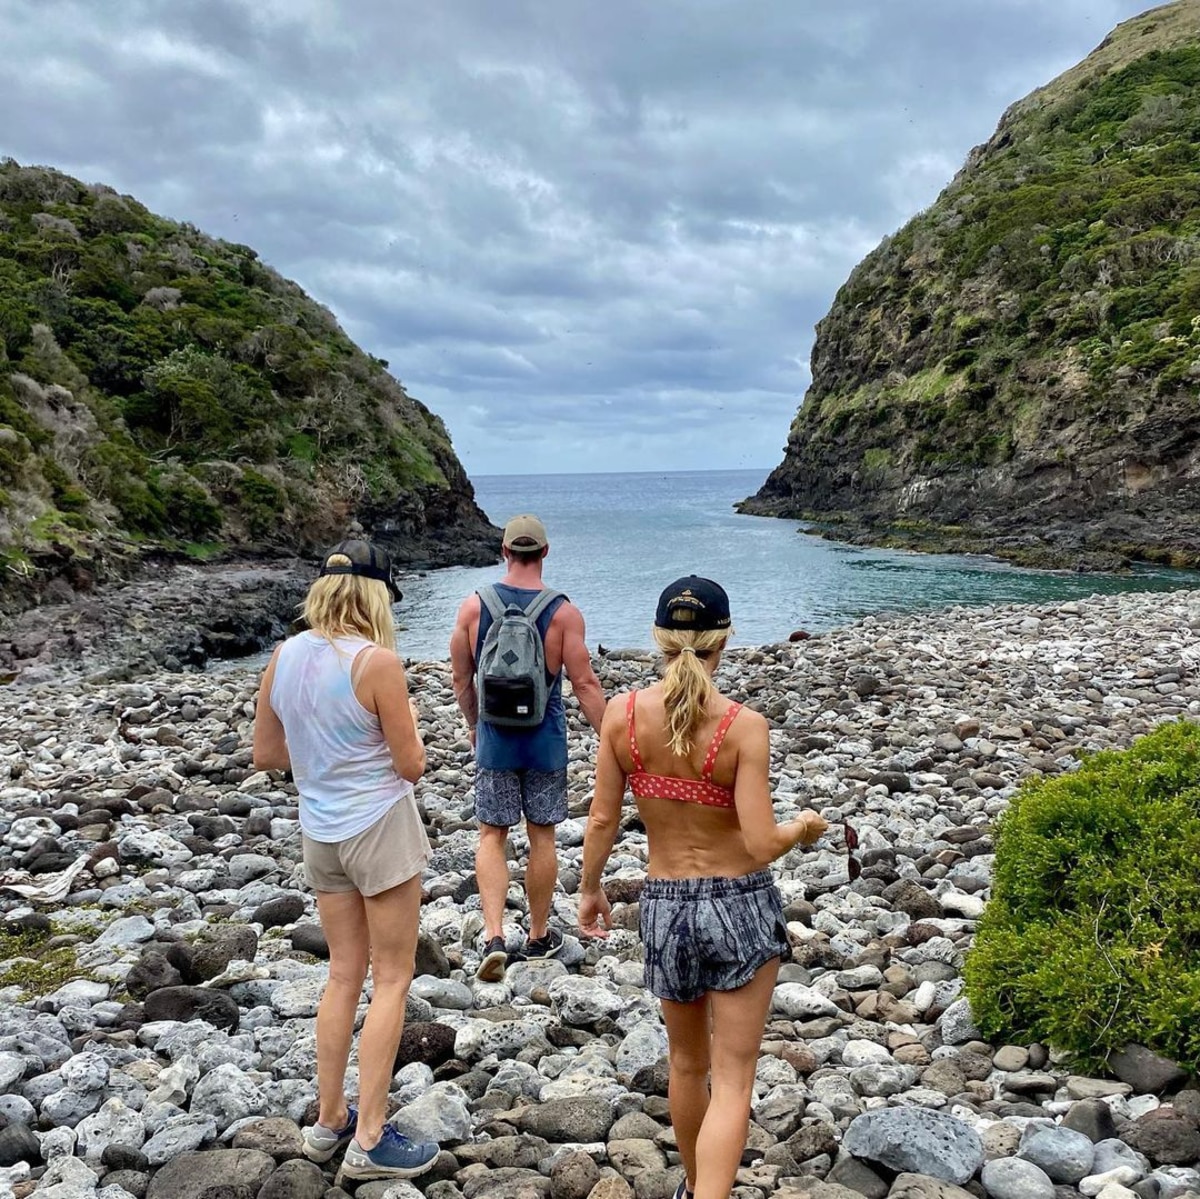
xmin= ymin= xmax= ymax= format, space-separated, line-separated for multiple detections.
xmin=318 ymin=540 xmax=402 ymax=603
xmin=654 ymin=576 xmax=731 ymax=631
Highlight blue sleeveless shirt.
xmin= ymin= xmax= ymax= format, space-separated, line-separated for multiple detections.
xmin=475 ymin=584 xmax=568 ymax=772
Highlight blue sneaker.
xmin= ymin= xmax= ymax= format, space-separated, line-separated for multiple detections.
xmin=339 ymin=1123 xmax=439 ymax=1181
xmin=302 ymin=1104 xmax=357 ymax=1162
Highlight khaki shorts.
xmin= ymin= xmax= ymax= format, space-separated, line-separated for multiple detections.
xmin=302 ymin=798 xmax=431 ymax=897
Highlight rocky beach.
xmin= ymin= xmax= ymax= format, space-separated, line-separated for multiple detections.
xmin=1 ymin=588 xmax=1199 ymax=1199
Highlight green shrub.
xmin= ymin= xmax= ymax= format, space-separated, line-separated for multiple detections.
xmin=965 ymin=718 xmax=1200 ymax=1072
xmin=156 ymin=469 xmax=222 ymax=539
xmin=237 ymin=469 xmax=286 ymax=539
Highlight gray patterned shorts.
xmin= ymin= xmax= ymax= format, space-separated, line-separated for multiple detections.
xmin=474 ymin=767 xmax=568 ymax=828
xmin=640 ymin=869 xmax=792 ymax=1004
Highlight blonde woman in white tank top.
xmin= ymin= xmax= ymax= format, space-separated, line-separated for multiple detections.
xmin=253 ymin=541 xmax=439 ymax=1183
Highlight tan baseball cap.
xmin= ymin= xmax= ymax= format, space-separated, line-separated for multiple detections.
xmin=502 ymin=514 xmax=548 ymax=550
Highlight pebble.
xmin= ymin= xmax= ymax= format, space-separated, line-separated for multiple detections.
xmin=0 ymin=589 xmax=1198 ymax=1194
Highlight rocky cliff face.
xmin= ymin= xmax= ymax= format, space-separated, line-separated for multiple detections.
xmin=0 ymin=162 xmax=498 ymax=613
xmin=743 ymin=0 xmax=1200 ymax=570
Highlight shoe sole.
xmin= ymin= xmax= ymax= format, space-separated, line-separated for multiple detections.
xmin=302 ymin=1134 xmax=353 ymax=1164
xmin=476 ymin=948 xmax=507 ymax=982
xmin=336 ymin=1154 xmax=438 ymax=1183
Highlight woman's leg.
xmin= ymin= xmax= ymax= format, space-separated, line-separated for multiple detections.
xmin=315 ymin=889 xmax=370 ymax=1129
xmin=693 ymin=959 xmax=779 ymax=1199
xmin=660 ymin=994 xmax=712 ymax=1194
xmin=355 ymin=874 xmax=423 ymax=1148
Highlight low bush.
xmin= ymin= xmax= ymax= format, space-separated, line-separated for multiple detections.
xmin=965 ymin=718 xmax=1200 ymax=1072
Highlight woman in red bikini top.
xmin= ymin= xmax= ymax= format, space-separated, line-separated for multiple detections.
xmin=579 ymin=576 xmax=827 ymax=1199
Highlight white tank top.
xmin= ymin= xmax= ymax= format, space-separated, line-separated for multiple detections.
xmin=270 ymin=632 xmax=415 ymax=842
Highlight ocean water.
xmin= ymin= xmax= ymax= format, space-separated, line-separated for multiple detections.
xmin=382 ymin=469 xmax=1200 ymax=662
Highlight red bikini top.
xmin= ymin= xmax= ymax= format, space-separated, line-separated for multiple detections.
xmin=625 ymin=690 xmax=743 ymax=809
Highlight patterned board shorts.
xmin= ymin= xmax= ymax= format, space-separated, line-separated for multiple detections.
xmin=474 ymin=767 xmax=568 ymax=827
xmin=640 ymin=869 xmax=792 ymax=1004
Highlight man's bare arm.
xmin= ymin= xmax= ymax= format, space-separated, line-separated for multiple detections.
xmin=559 ymin=603 xmax=606 ymax=732
xmin=449 ymin=596 xmax=479 ymax=729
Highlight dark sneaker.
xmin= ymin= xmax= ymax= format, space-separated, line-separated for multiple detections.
xmin=339 ymin=1124 xmax=439 ymax=1181
xmin=672 ymin=1181 xmax=694 ymax=1199
xmin=476 ymin=935 xmax=508 ymax=982
xmin=524 ymin=928 xmax=564 ymax=960
xmin=302 ymin=1104 xmax=357 ymax=1162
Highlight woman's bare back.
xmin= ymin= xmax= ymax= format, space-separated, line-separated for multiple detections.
xmin=617 ymin=685 xmax=766 ymax=880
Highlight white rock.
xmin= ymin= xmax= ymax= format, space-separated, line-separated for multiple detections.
xmin=771 ymin=983 xmax=839 ymax=1019
xmin=141 ymin=1113 xmax=217 ymax=1164
xmin=1081 ymin=1167 xmax=1143 ymax=1197
xmin=75 ymin=1098 xmax=145 ymax=1163
xmin=189 ymin=1063 xmax=266 ymax=1132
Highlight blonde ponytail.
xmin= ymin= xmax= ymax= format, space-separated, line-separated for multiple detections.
xmin=653 ymin=626 xmax=731 ymax=755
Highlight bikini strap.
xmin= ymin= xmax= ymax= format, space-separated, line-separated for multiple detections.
xmin=625 ymin=690 xmax=645 ymax=773
xmin=701 ymin=702 xmax=742 ymax=782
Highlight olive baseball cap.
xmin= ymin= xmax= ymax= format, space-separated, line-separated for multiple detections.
xmin=503 ymin=514 xmax=548 ymax=551
xmin=318 ymin=540 xmax=402 ymax=602
xmin=654 ymin=576 xmax=732 ymax=631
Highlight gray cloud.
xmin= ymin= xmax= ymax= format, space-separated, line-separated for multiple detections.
xmin=0 ymin=0 xmax=1152 ymax=474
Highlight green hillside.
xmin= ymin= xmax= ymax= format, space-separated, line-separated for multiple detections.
xmin=0 ymin=160 xmax=495 ymax=608
xmin=744 ymin=0 xmax=1200 ymax=569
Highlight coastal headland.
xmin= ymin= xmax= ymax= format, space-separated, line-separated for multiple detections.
xmin=742 ymin=0 xmax=1200 ymax=572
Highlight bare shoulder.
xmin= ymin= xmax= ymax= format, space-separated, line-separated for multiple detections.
xmin=455 ymin=593 xmax=482 ymax=622
xmin=731 ymin=703 xmax=768 ymax=736
xmin=551 ymin=598 xmax=585 ymax=630
xmin=362 ymin=645 xmax=402 ymax=673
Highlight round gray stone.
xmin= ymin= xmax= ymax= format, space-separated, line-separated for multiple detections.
xmin=981 ymin=1156 xmax=1055 ymax=1199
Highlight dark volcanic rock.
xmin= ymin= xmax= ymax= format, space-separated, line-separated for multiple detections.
xmin=145 ymin=1148 xmax=275 ymax=1199
xmin=126 ymin=952 xmax=184 ymax=1000
xmin=190 ymin=926 xmax=259 ymax=981
xmin=102 ymin=1144 xmax=150 ymax=1172
xmin=231 ymin=1118 xmax=304 ymax=1162
xmin=289 ymin=923 xmax=329 ymax=959
xmin=1108 ymin=1043 xmax=1189 ymax=1096
xmin=257 ymin=1158 xmax=326 ymax=1199
xmin=415 ymin=930 xmax=451 ymax=978
xmin=252 ymin=894 xmax=306 ymax=930
xmin=143 ymin=985 xmax=240 ymax=1032
xmin=515 ymin=1098 xmax=615 ymax=1143
xmin=396 ymin=1022 xmax=458 ymax=1070
xmin=0 ymin=1124 xmax=39 ymax=1167
xmin=883 ymin=879 xmax=945 ymax=920
xmin=1122 ymin=1110 xmax=1200 ymax=1166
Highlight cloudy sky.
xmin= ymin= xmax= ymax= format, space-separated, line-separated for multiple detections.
xmin=1 ymin=0 xmax=1153 ymax=477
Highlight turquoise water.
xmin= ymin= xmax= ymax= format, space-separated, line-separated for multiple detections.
xmin=385 ymin=469 xmax=1200 ymax=661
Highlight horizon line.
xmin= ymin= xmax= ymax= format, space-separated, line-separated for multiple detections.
xmin=471 ymin=465 xmax=774 ymax=478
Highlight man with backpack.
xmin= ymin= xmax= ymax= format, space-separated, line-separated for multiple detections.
xmin=450 ymin=514 xmax=606 ymax=981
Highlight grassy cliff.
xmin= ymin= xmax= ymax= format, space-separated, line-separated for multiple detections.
xmin=0 ymin=161 xmax=497 ymax=609
xmin=744 ymin=0 xmax=1200 ymax=569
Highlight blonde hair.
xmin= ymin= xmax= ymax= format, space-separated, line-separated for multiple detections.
xmin=652 ymin=626 xmax=731 ymax=756
xmin=302 ymin=561 xmax=395 ymax=651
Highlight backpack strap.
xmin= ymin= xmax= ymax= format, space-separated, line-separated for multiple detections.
xmin=522 ymin=588 xmax=565 ymax=625
xmin=476 ymin=585 xmax=508 ymax=623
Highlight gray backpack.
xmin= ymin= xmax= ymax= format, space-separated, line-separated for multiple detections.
xmin=476 ymin=586 xmax=564 ymax=728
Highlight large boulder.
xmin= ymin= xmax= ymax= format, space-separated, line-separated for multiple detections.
xmin=515 ymin=1098 xmax=616 ymax=1144
xmin=842 ymin=1109 xmax=984 ymax=1185
xmin=145 ymin=1148 xmax=274 ymax=1199
xmin=142 ymin=986 xmax=239 ymax=1031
